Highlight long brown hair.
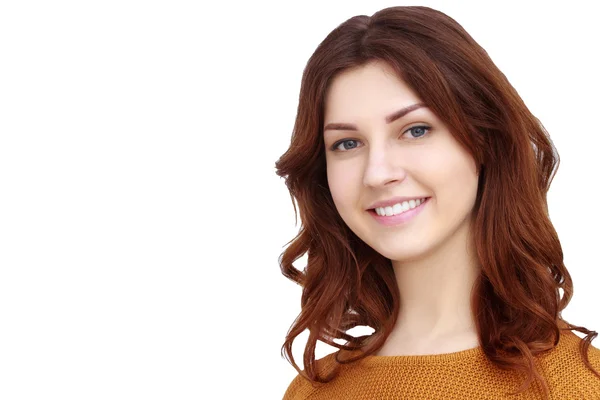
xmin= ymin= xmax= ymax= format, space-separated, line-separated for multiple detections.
xmin=274 ymin=6 xmax=599 ymax=398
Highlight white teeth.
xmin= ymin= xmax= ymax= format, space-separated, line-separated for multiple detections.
xmin=374 ymin=198 xmax=427 ymax=217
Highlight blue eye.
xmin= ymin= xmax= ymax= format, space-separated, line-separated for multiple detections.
xmin=333 ymin=139 xmax=361 ymax=152
xmin=329 ymin=125 xmax=431 ymax=152
xmin=406 ymin=125 xmax=430 ymax=139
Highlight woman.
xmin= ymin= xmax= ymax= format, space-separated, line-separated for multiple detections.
xmin=275 ymin=6 xmax=600 ymax=399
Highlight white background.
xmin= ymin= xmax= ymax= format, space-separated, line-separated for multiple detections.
xmin=0 ymin=0 xmax=598 ymax=399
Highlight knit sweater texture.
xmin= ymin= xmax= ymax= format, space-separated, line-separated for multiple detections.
xmin=283 ymin=331 xmax=600 ymax=399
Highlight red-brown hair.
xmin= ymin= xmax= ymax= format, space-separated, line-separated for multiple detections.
xmin=274 ymin=6 xmax=599 ymax=398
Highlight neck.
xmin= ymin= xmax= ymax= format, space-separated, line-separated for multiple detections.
xmin=385 ymin=220 xmax=480 ymax=349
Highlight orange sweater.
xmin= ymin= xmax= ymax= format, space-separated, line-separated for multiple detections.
xmin=283 ymin=331 xmax=600 ymax=399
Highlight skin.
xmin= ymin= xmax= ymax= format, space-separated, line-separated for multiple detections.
xmin=323 ymin=61 xmax=481 ymax=355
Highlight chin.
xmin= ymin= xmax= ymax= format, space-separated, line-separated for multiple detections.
xmin=369 ymin=239 xmax=432 ymax=262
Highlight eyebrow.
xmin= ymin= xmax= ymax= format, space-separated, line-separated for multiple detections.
xmin=323 ymin=102 xmax=426 ymax=132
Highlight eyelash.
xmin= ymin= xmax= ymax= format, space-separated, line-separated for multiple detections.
xmin=329 ymin=125 xmax=432 ymax=153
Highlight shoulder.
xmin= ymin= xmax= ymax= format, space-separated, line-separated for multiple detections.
xmin=282 ymin=352 xmax=340 ymax=400
xmin=281 ymin=373 xmax=310 ymax=400
xmin=538 ymin=331 xmax=600 ymax=398
xmin=550 ymin=330 xmax=600 ymax=369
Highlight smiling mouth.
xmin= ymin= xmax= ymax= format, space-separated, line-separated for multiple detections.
xmin=368 ymin=197 xmax=431 ymax=217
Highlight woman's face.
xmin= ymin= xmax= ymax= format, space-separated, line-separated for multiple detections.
xmin=323 ymin=61 xmax=480 ymax=262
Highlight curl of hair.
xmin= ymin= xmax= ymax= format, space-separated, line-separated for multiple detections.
xmin=274 ymin=6 xmax=599 ymax=399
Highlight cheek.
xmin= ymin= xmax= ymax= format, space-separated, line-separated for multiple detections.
xmin=327 ymin=163 xmax=360 ymax=209
xmin=432 ymin=151 xmax=479 ymax=203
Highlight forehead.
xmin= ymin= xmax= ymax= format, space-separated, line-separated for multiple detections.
xmin=324 ymin=62 xmax=423 ymax=122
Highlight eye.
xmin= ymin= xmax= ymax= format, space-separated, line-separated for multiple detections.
xmin=404 ymin=125 xmax=431 ymax=139
xmin=331 ymin=139 xmax=362 ymax=152
xmin=329 ymin=125 xmax=431 ymax=153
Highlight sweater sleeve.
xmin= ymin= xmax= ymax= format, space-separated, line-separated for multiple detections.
xmin=281 ymin=353 xmax=340 ymax=399
xmin=281 ymin=374 xmax=305 ymax=400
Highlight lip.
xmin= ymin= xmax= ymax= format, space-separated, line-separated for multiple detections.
xmin=368 ymin=197 xmax=430 ymax=226
xmin=367 ymin=196 xmax=430 ymax=210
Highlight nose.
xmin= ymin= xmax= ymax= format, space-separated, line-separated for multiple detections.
xmin=362 ymin=144 xmax=407 ymax=188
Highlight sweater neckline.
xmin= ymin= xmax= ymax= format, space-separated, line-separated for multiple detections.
xmin=348 ymin=330 xmax=581 ymax=367
xmin=357 ymin=344 xmax=484 ymax=366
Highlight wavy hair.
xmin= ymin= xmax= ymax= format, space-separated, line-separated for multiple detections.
xmin=274 ymin=6 xmax=599 ymax=398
